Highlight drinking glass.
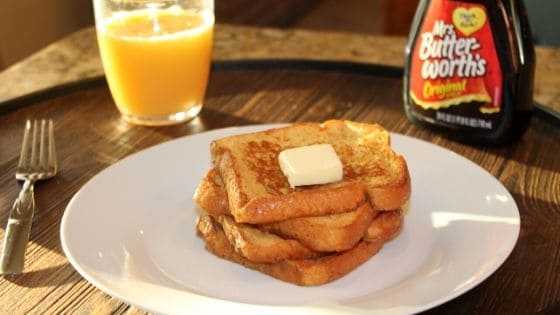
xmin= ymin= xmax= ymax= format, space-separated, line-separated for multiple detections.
xmin=93 ymin=0 xmax=214 ymax=126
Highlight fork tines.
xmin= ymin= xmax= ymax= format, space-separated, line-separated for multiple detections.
xmin=17 ymin=119 xmax=56 ymax=178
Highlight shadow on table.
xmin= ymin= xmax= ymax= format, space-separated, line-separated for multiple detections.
xmin=2 ymin=262 xmax=79 ymax=288
xmin=433 ymin=114 xmax=560 ymax=175
xmin=150 ymin=107 xmax=261 ymax=140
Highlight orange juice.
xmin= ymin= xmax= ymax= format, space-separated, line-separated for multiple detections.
xmin=97 ymin=9 xmax=214 ymax=125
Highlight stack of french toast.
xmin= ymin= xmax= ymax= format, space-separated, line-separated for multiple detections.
xmin=194 ymin=120 xmax=411 ymax=286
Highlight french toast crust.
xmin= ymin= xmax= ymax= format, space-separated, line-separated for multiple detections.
xmin=197 ymin=215 xmax=385 ymax=286
xmin=367 ymin=157 xmax=411 ymax=211
xmin=193 ymin=168 xmax=230 ymax=216
xmin=214 ymin=214 xmax=321 ymax=262
xmin=364 ymin=208 xmax=404 ymax=243
xmin=238 ymin=181 xmax=366 ymax=224
xmin=211 ymin=145 xmax=250 ymax=219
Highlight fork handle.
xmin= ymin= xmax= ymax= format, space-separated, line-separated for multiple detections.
xmin=0 ymin=180 xmax=35 ymax=275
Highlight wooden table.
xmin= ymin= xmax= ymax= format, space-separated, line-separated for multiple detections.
xmin=0 ymin=24 xmax=559 ymax=314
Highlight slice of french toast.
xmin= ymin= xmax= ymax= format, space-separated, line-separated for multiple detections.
xmin=260 ymin=202 xmax=377 ymax=252
xmin=196 ymin=215 xmax=385 ymax=286
xmin=210 ymin=120 xmax=410 ymax=224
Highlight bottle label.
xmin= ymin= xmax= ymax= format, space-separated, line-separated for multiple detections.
xmin=409 ymin=0 xmax=502 ymax=130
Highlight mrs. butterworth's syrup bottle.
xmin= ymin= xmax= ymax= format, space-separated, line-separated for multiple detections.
xmin=403 ymin=0 xmax=535 ymax=144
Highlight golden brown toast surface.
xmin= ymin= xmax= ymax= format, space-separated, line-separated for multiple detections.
xmin=210 ymin=120 xmax=410 ymax=223
xmin=196 ymin=215 xmax=385 ymax=286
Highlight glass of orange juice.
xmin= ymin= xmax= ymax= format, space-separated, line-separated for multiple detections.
xmin=93 ymin=0 xmax=214 ymax=126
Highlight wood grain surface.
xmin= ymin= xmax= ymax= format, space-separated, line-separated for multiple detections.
xmin=0 ymin=64 xmax=559 ymax=314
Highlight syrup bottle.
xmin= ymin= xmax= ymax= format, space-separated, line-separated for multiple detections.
xmin=403 ymin=0 xmax=535 ymax=144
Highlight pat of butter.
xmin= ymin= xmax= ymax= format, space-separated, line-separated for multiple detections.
xmin=279 ymin=144 xmax=343 ymax=187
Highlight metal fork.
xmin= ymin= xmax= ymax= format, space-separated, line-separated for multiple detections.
xmin=1 ymin=119 xmax=57 ymax=275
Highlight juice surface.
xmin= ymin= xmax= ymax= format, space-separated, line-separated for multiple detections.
xmin=97 ymin=9 xmax=214 ymax=117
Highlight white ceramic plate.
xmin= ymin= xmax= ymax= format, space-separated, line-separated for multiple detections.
xmin=60 ymin=124 xmax=520 ymax=315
